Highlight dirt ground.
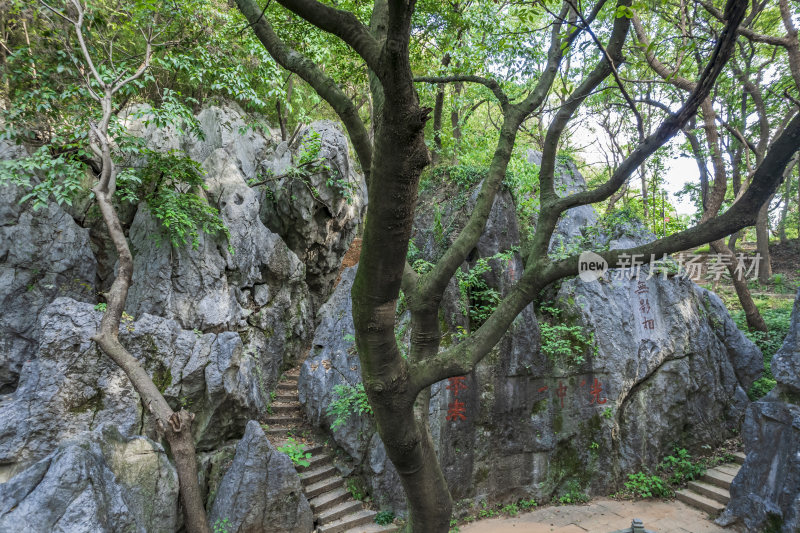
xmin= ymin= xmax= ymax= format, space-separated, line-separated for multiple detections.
xmin=458 ymin=498 xmax=739 ymax=533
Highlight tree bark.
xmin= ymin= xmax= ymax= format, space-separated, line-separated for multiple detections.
xmin=450 ymin=82 xmax=463 ymax=163
xmin=47 ymin=7 xmax=211 ymax=529
xmin=755 ymin=199 xmax=773 ymax=282
xmin=710 ymin=240 xmax=767 ymax=331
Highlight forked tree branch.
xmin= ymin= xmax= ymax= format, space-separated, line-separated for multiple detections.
xmin=413 ymin=75 xmax=509 ymax=108
xmin=414 ymin=1 xmax=573 ymax=304
xmin=550 ymin=0 xmax=748 ymax=213
xmin=411 ymin=110 xmax=800 ymax=394
xmin=409 ymin=0 xmax=751 ymax=392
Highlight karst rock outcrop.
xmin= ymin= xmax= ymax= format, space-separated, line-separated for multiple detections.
xmin=299 ymin=156 xmax=762 ymax=512
xmin=0 ymin=104 xmax=365 ymax=531
xmin=718 ymin=288 xmax=800 ymax=532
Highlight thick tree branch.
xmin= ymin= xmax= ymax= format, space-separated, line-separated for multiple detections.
xmin=411 ymin=111 xmax=800 ymax=392
xmin=539 ymin=0 xmax=632 ymax=204
xmin=414 ymin=1 xmax=572 ymax=304
xmin=235 ymin=0 xmax=372 ymax=176
xmin=413 ymin=74 xmax=508 ymax=108
xmin=274 ymin=0 xmax=381 ymax=71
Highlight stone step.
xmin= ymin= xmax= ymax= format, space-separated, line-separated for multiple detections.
xmin=688 ymin=480 xmax=730 ymax=504
xmin=318 ymin=508 xmax=374 ymax=532
xmin=299 ymin=464 xmax=338 ymax=486
xmin=676 ymin=489 xmax=726 ymax=514
xmin=298 ymin=452 xmax=333 ymax=472
xmin=283 ymin=374 xmax=299 ymax=382
xmin=271 ymin=403 xmax=302 ymax=414
xmin=277 ymin=382 xmax=297 ymax=391
xmin=275 ymin=393 xmax=296 ymax=402
xmin=310 ymin=487 xmax=351 ymax=514
xmin=702 ymin=469 xmax=736 ymax=490
xmin=715 ymin=463 xmax=741 ymax=477
xmin=305 ymin=475 xmax=345 ymax=499
xmin=732 ymin=451 xmax=746 ymax=465
xmin=305 ymin=444 xmax=325 ymax=456
xmin=344 ymin=523 xmax=400 ymax=533
xmin=318 ymin=500 xmax=365 ymax=525
xmin=265 ymin=426 xmax=290 ymax=436
xmin=263 ymin=415 xmax=303 ymax=425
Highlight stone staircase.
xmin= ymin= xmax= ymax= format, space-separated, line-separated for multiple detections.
xmin=675 ymin=452 xmax=745 ymax=515
xmin=265 ymin=370 xmax=398 ymax=533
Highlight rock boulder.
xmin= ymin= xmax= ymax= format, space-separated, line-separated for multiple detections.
xmin=0 ymin=427 xmax=179 ymax=533
xmin=718 ymin=288 xmax=800 ymax=532
xmin=208 ymin=421 xmax=313 ymax=533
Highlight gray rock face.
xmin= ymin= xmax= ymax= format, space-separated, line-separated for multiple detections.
xmin=122 ymin=101 xmax=274 ymax=179
xmin=0 ymin=297 xmax=278 ymax=476
xmin=0 ymin=177 xmax=95 ymax=394
xmin=208 ymin=421 xmax=313 ymax=533
xmin=299 ymin=267 xmax=406 ymax=511
xmin=0 ymin=427 xmax=179 ymax=533
xmin=719 ymin=289 xmax=800 ymax=532
xmin=126 ymin=149 xmax=310 ymax=340
xmin=259 ymin=121 xmax=367 ymax=308
xmin=303 ymin=157 xmax=761 ymax=512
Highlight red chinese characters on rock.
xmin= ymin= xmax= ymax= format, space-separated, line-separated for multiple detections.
xmin=589 ymin=378 xmax=607 ymax=405
xmin=446 ymin=376 xmax=468 ymax=422
xmin=545 ymin=377 xmax=608 ymax=409
xmin=556 ymin=381 xmax=567 ymax=408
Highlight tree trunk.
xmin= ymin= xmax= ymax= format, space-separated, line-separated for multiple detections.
xmin=351 ymin=53 xmax=452 ymax=529
xmin=431 ymin=83 xmax=445 ymax=165
xmin=640 ymin=168 xmax=648 ymax=220
xmin=92 ymin=184 xmax=211 ymax=533
xmin=709 ymin=240 xmax=767 ymax=332
xmin=605 ymin=182 xmax=627 ymax=213
xmin=755 ymin=198 xmax=772 ymax=282
xmin=276 ymin=100 xmax=287 ymax=141
xmin=450 ymin=82 xmax=463 ymax=163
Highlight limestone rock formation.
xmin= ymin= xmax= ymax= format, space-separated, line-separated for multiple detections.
xmin=259 ymin=121 xmax=367 ymax=309
xmin=0 ymin=297 xmax=277 ymax=478
xmin=0 ymin=176 xmax=95 ymax=394
xmin=718 ymin=288 xmax=800 ymax=532
xmin=0 ymin=427 xmax=179 ymax=533
xmin=125 ymin=148 xmax=312 ymax=374
xmin=208 ymin=421 xmax=313 ymax=533
xmin=0 ymin=104 xmax=365 ymax=530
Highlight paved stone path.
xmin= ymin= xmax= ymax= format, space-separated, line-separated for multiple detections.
xmin=459 ymin=498 xmax=742 ymax=533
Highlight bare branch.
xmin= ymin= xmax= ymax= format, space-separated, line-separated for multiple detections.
xmin=413 ymin=74 xmax=508 ymax=108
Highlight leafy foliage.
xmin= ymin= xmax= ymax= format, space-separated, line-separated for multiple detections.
xmin=374 ymin=510 xmax=395 ymax=525
xmin=732 ymin=302 xmax=793 ymax=400
xmin=455 ymin=248 xmax=517 ymax=328
xmin=556 ymin=480 xmax=590 ymax=504
xmin=346 ymin=477 xmax=367 ymax=501
xmin=659 ymin=448 xmax=706 ymax=485
xmin=131 ymin=151 xmax=231 ymax=250
xmin=538 ymin=304 xmax=596 ymax=366
xmin=327 ymin=383 xmax=373 ymax=431
xmin=212 ymin=517 xmax=231 ymax=533
xmin=624 ymin=472 xmax=673 ymax=499
xmin=276 ymin=438 xmax=311 ymax=468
